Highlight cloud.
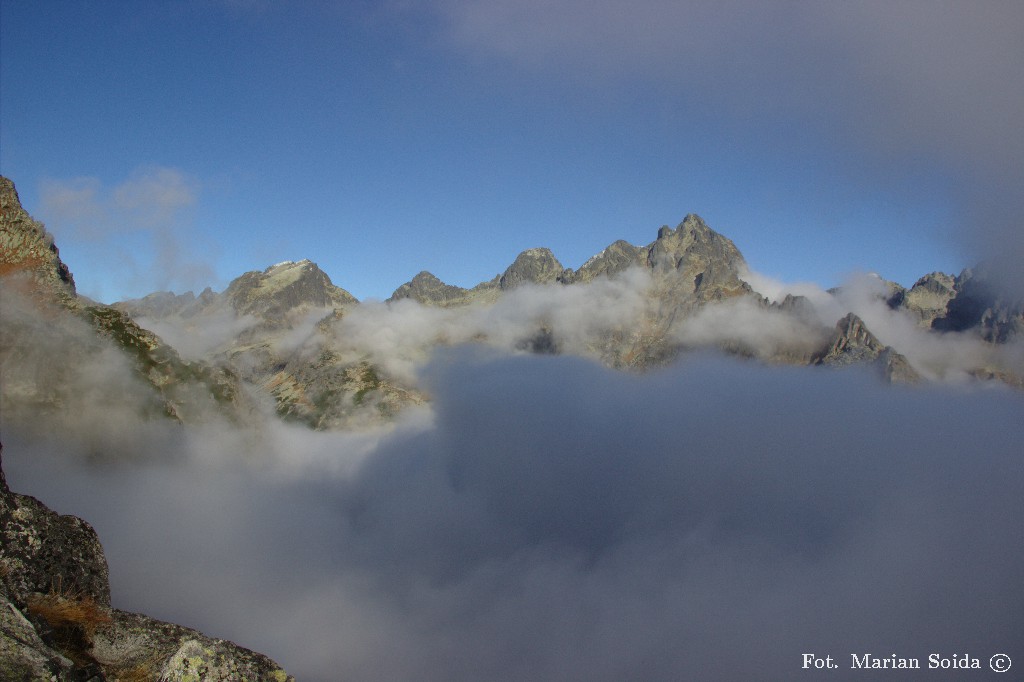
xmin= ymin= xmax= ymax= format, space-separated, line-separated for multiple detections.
xmin=828 ymin=272 xmax=1024 ymax=381
xmin=673 ymin=296 xmax=827 ymax=360
xmin=325 ymin=268 xmax=653 ymax=383
xmin=38 ymin=167 xmax=213 ymax=302
xmin=4 ymin=336 xmax=1023 ymax=681
xmin=133 ymin=308 xmax=260 ymax=361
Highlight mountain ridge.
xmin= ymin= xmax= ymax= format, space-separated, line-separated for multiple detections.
xmin=3 ymin=173 xmax=1022 ymax=438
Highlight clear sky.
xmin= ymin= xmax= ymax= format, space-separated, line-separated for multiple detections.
xmin=2 ymin=1 xmax=1022 ymax=303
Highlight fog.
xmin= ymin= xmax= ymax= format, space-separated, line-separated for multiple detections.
xmin=4 ymin=333 xmax=1023 ymax=680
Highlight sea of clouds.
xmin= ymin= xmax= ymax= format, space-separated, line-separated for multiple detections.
xmin=3 ymin=281 xmax=1023 ymax=680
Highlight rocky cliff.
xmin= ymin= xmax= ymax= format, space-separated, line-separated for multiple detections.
xmin=0 ymin=177 xmax=76 ymax=306
xmin=0 ymin=443 xmax=294 ymax=681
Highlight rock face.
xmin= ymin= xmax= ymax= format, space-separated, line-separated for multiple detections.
xmin=889 ymin=272 xmax=958 ymax=327
xmin=645 ymin=214 xmax=747 ymax=299
xmin=499 ymin=247 xmax=565 ymax=290
xmin=814 ymin=313 xmax=920 ymax=383
xmin=0 ymin=443 xmax=294 ymax=681
xmin=0 ymin=177 xmax=76 ymax=305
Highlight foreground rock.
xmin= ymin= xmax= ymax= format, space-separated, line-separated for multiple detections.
xmin=0 ymin=443 xmax=294 ymax=681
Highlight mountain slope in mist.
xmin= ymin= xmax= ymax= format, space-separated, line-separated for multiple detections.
xmin=3 ymin=174 xmax=1024 ymax=681
xmin=4 ymin=173 xmax=1023 ymax=436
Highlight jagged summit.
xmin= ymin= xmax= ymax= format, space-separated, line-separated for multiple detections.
xmin=0 ymin=176 xmax=77 ymax=304
xmin=224 ymin=258 xmax=357 ymax=318
xmin=389 ymin=270 xmax=475 ymax=306
xmin=499 ymin=247 xmax=564 ymax=290
xmin=389 ymin=214 xmax=748 ymax=303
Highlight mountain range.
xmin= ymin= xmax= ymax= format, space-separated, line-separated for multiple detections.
xmin=3 ymin=173 xmax=1024 ymax=678
xmin=3 ymin=175 xmax=1022 ymax=437
xmin=2 ymin=166 xmax=1022 ymax=477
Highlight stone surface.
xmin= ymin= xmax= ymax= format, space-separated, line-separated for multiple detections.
xmin=93 ymin=611 xmax=294 ymax=682
xmin=563 ymin=240 xmax=645 ymax=284
xmin=1 ymin=591 xmax=76 ymax=681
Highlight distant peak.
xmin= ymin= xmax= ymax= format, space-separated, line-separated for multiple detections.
xmin=411 ymin=271 xmax=443 ymax=285
xmin=499 ymin=247 xmax=564 ymax=290
xmin=267 ymin=259 xmax=313 ymax=273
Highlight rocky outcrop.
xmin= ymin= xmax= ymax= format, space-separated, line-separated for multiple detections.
xmin=814 ymin=313 xmax=920 ymax=383
xmin=0 ymin=443 xmax=294 ymax=681
xmin=0 ymin=177 xmax=76 ymax=306
xmin=264 ymin=355 xmax=426 ymax=430
xmin=888 ymin=272 xmax=958 ymax=327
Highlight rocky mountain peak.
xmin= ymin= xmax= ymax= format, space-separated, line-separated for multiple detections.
xmin=932 ymin=267 xmax=1023 ymax=342
xmin=224 ymin=258 xmax=357 ymax=318
xmin=887 ymin=271 xmax=957 ymax=327
xmin=0 ymin=176 xmax=77 ymax=304
xmin=389 ymin=270 xmax=472 ymax=306
xmin=644 ymin=214 xmax=748 ymax=304
xmin=567 ymin=240 xmax=645 ymax=284
xmin=499 ymin=247 xmax=564 ymax=290
xmin=815 ymin=313 xmax=920 ymax=383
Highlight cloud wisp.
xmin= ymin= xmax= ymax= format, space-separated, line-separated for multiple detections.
xmin=38 ymin=167 xmax=214 ymax=302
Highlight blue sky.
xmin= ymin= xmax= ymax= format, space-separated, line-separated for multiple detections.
xmin=2 ymin=1 xmax=1021 ymax=303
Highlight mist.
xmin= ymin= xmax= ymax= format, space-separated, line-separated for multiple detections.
xmin=4 ymin=339 xmax=1023 ymax=680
